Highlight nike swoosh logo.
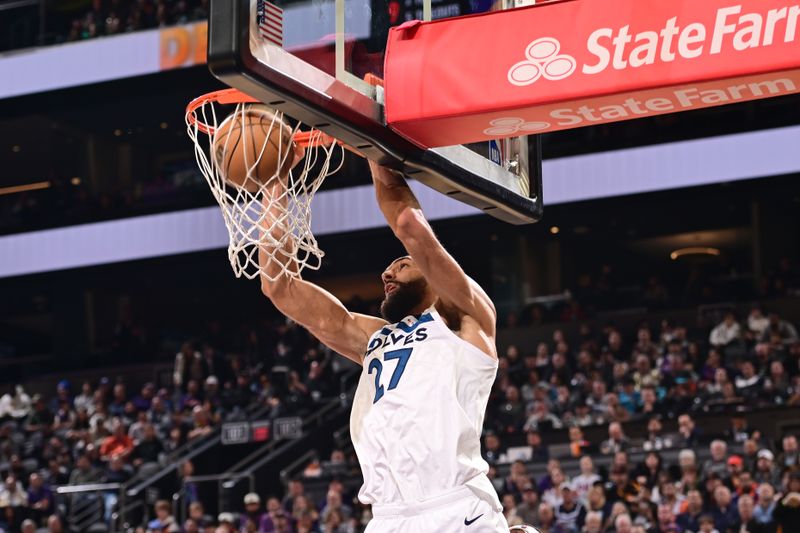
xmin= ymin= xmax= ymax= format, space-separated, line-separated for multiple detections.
xmin=464 ymin=514 xmax=484 ymax=526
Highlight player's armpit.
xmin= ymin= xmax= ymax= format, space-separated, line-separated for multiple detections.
xmin=369 ymin=162 xmax=496 ymax=337
xmin=395 ymin=208 xmax=497 ymax=335
xmin=261 ymin=277 xmax=386 ymax=364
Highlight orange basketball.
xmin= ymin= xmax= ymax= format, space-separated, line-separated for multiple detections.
xmin=212 ymin=105 xmax=296 ymax=192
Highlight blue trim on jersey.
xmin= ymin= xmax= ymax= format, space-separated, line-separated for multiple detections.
xmin=396 ymin=313 xmax=433 ymax=333
xmin=378 ymin=313 xmax=433 ymax=337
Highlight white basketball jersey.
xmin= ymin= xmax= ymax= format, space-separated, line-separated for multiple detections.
xmin=350 ymin=306 xmax=499 ymax=506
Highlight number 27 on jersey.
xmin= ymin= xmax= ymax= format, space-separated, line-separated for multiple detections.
xmin=367 ymin=348 xmax=412 ymax=403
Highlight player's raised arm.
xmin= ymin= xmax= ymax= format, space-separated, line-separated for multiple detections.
xmin=259 ymin=171 xmax=385 ymax=364
xmin=368 ymin=161 xmax=497 ymax=339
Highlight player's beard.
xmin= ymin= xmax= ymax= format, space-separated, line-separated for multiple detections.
xmin=380 ymin=278 xmax=428 ymax=323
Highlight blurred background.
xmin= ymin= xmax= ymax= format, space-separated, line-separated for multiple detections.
xmin=0 ymin=0 xmax=799 ymax=532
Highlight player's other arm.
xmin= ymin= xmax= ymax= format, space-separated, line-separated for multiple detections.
xmin=368 ymin=161 xmax=497 ymax=336
xmin=258 ymin=182 xmax=385 ymax=364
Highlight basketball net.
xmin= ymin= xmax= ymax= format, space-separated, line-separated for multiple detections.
xmin=186 ymin=90 xmax=345 ymax=281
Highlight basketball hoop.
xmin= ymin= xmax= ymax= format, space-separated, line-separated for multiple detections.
xmin=185 ymin=88 xmax=348 ymax=282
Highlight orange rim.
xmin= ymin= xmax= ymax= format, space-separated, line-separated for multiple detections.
xmin=185 ymin=88 xmax=341 ymax=150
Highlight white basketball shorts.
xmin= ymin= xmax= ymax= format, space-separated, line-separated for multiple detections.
xmin=365 ymin=485 xmax=509 ymax=533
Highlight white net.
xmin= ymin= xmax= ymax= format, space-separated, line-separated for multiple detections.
xmin=186 ymin=94 xmax=345 ymax=281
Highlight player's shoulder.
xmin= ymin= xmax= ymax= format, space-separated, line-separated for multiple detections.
xmin=353 ymin=313 xmax=389 ymax=336
xmin=434 ymin=301 xmax=498 ymax=359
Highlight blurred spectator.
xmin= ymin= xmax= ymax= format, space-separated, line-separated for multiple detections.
xmin=613 ymin=513 xmax=633 ymax=533
xmin=183 ymin=518 xmax=200 ymax=533
xmin=568 ymin=427 xmax=591 ymax=458
xmin=734 ymin=361 xmax=762 ymax=400
xmin=187 ymin=406 xmax=214 ymax=440
xmin=774 ymin=472 xmax=800 ymax=531
xmin=73 ymin=381 xmax=94 ymax=413
xmin=187 ymin=501 xmax=213 ymax=530
xmin=0 ymin=386 xmax=32 ymax=420
xmin=26 ymin=473 xmax=53 ymax=524
xmin=606 ymin=466 xmax=638 ymax=508
xmin=102 ymin=456 xmax=132 ymax=520
xmin=711 ymin=486 xmax=739 ymax=533
xmin=760 ymin=313 xmax=798 ymax=346
xmin=542 ymin=468 xmax=567 ymax=508
xmin=654 ymin=504 xmax=679 ymax=533
xmin=724 ymin=413 xmax=757 ymax=444
xmin=709 ymin=312 xmax=742 ymax=348
xmin=174 ymin=342 xmax=203 ymax=390
xmin=282 ymin=479 xmax=305 ymax=514
xmin=753 ymin=483 xmax=776 ymax=526
xmin=497 ymin=386 xmax=526 ymax=434
xmin=696 ymin=514 xmax=717 ymax=533
xmin=777 ymin=434 xmax=799 ymax=470
xmin=753 ymin=450 xmax=780 ymax=486
xmin=321 ymin=489 xmax=352 ymax=525
xmin=585 ymin=485 xmax=611 ymax=525
xmin=150 ymin=500 xmax=179 ymax=532
xmin=484 ymin=432 xmax=504 ymax=464
xmin=582 ymin=511 xmax=602 ymax=533
xmin=241 ymin=492 xmax=267 ymax=530
xmin=555 ymin=482 xmax=586 ymax=531
xmin=131 ymin=423 xmax=164 ymax=467
xmin=100 ymin=419 xmax=134 ymax=460
xmin=517 ymin=484 xmax=540 ymax=525
xmin=69 ymin=454 xmax=100 ymax=485
xmin=677 ymin=489 xmax=705 ymax=532
xmin=535 ymin=502 xmax=557 ymax=532
xmin=47 ymin=514 xmax=63 ymax=533
xmin=733 ymin=494 xmax=764 ymax=533
xmin=572 ymin=456 xmax=600 ymax=503
xmin=217 ymin=512 xmax=237 ymax=532
xmin=25 ymin=395 xmax=53 ymax=434
xmin=0 ymin=474 xmax=28 ymax=530
xmin=747 ymin=306 xmax=770 ymax=339
xmin=600 ymin=422 xmax=629 ymax=455
xmin=702 ymin=441 xmax=729 ymax=480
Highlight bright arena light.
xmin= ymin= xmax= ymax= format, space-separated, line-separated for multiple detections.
xmin=670 ymin=246 xmax=721 ymax=260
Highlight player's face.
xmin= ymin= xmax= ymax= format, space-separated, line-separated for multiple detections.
xmin=380 ymin=256 xmax=428 ymax=322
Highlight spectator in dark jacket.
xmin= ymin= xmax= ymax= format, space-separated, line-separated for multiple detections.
xmin=711 ymin=486 xmax=739 ymax=533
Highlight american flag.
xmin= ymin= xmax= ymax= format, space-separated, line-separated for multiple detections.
xmin=257 ymin=0 xmax=283 ymax=47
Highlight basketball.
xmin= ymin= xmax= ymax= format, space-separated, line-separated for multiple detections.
xmin=212 ymin=105 xmax=296 ymax=192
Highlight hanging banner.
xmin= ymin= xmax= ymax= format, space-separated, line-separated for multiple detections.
xmin=384 ymin=0 xmax=800 ymax=147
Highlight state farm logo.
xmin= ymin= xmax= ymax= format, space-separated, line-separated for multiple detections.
xmin=483 ymin=117 xmax=550 ymax=136
xmin=507 ymin=37 xmax=577 ymax=86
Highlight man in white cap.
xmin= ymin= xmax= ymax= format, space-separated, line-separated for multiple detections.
xmin=555 ymin=481 xmax=586 ymax=532
xmin=217 ymin=512 xmax=236 ymax=533
xmin=242 ymin=492 xmax=268 ymax=530
xmin=754 ymin=449 xmax=780 ymax=486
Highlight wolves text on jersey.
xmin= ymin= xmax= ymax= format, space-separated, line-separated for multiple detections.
xmin=364 ymin=313 xmax=432 ymax=358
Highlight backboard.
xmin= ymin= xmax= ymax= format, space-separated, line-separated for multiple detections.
xmin=206 ymin=0 xmax=543 ymax=223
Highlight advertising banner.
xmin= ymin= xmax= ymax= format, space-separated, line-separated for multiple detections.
xmin=384 ymin=0 xmax=800 ymax=147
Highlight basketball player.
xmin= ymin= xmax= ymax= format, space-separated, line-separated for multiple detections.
xmin=259 ymin=158 xmax=508 ymax=532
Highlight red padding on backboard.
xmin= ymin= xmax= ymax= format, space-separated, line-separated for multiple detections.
xmin=384 ymin=0 xmax=800 ymax=148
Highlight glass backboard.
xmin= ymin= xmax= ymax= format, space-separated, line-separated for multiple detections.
xmin=207 ymin=0 xmax=543 ymax=223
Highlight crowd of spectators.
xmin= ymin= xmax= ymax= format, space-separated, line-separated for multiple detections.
xmin=486 ymin=305 xmax=799 ymax=440
xmin=481 ymin=300 xmax=799 ymax=533
xmin=505 ymin=257 xmax=799 ymax=327
xmin=179 ymin=431 xmax=800 ymax=533
xmin=168 ymin=297 xmax=800 ymax=533
xmin=477 ymin=433 xmax=800 ymax=533
xmin=0 ymin=316 xmax=346 ymax=532
xmin=0 ymin=169 xmax=209 ymax=238
xmin=63 ymin=0 xmax=209 ymax=42
xmin=1 ymin=0 xmax=210 ymax=52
